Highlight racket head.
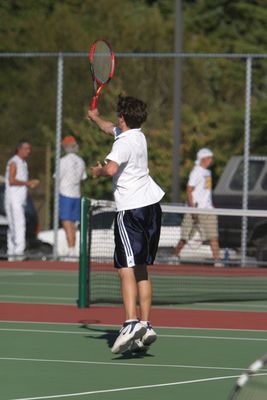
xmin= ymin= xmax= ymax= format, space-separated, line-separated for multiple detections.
xmin=89 ymin=38 xmax=115 ymax=86
xmin=228 ymin=354 xmax=267 ymax=399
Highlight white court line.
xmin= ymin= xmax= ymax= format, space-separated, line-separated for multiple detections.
xmin=4 ymin=374 xmax=242 ymax=400
xmin=0 ymin=282 xmax=76 ymax=287
xmin=1 ymin=320 xmax=267 ymax=332
xmin=0 ymin=296 xmax=74 ymax=300
xmin=1 ymin=327 xmax=267 ymax=342
xmin=1 ymin=356 xmax=266 ymax=373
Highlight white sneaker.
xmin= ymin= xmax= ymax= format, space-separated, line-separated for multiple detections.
xmin=129 ymin=339 xmax=149 ymax=353
xmin=111 ymin=321 xmax=147 ymax=354
xmin=129 ymin=322 xmax=157 ymax=353
xmin=141 ymin=322 xmax=157 ymax=346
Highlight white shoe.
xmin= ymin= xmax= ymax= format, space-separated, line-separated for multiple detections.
xmin=214 ymin=261 xmax=224 ymax=267
xmin=129 ymin=339 xmax=149 ymax=353
xmin=129 ymin=322 xmax=157 ymax=353
xmin=111 ymin=321 xmax=147 ymax=354
xmin=141 ymin=322 xmax=157 ymax=346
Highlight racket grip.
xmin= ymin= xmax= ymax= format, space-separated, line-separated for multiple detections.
xmin=91 ymin=96 xmax=97 ymax=110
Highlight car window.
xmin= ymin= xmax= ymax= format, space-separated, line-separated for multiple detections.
xmin=261 ymin=173 xmax=267 ymax=191
xmin=161 ymin=212 xmax=182 ymax=227
xmin=91 ymin=212 xmax=115 ymax=229
xmin=229 ymin=160 xmax=265 ymax=191
xmin=0 ymin=184 xmax=5 ymax=215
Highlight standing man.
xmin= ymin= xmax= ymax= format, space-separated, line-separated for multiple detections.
xmin=59 ymin=135 xmax=87 ymax=258
xmin=5 ymin=140 xmax=39 ymax=260
xmin=88 ymin=95 xmax=165 ymax=354
xmin=174 ymin=148 xmax=221 ymax=266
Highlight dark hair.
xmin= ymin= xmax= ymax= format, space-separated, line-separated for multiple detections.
xmin=117 ymin=95 xmax=147 ymax=129
xmin=15 ymin=139 xmax=30 ymax=154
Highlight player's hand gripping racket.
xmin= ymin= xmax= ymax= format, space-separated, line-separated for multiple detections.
xmin=89 ymin=38 xmax=115 ymax=110
xmin=228 ymin=354 xmax=267 ymax=399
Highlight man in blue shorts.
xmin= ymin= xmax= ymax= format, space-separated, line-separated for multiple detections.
xmin=88 ymin=95 xmax=165 ymax=354
xmin=59 ymin=136 xmax=87 ymax=258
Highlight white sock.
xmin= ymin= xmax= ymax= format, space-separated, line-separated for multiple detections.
xmin=140 ymin=320 xmax=149 ymax=327
xmin=125 ymin=319 xmax=138 ymax=323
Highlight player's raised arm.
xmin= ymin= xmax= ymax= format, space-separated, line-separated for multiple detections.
xmin=87 ymin=108 xmax=115 ymax=135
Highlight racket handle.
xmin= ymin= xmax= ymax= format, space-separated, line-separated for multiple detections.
xmin=91 ymin=96 xmax=97 ymax=110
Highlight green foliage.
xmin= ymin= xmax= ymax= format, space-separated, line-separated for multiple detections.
xmin=1 ymin=0 xmax=267 ymax=203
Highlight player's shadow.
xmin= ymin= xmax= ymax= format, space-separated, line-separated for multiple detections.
xmin=79 ymin=321 xmax=116 ymax=349
xmin=79 ymin=321 xmax=154 ymax=359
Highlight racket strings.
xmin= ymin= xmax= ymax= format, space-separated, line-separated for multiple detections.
xmin=92 ymin=41 xmax=112 ymax=83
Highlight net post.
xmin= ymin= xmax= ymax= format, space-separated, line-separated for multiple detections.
xmin=78 ymin=197 xmax=90 ymax=308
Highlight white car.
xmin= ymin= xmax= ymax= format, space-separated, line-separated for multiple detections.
xmin=38 ymin=204 xmax=233 ymax=262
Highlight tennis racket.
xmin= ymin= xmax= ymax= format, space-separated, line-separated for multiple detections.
xmin=228 ymin=354 xmax=267 ymax=399
xmin=89 ymin=38 xmax=115 ymax=110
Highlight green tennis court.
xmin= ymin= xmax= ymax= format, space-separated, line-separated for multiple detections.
xmin=1 ymin=262 xmax=267 ymax=399
xmin=1 ymin=321 xmax=267 ymax=400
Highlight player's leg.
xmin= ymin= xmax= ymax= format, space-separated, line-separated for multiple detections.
xmin=61 ymin=220 xmax=76 ymax=247
xmin=12 ymin=200 xmax=26 ymax=258
xmin=202 ymin=215 xmax=222 ymax=266
xmin=111 ymin=212 xmax=147 ymax=354
xmin=134 ymin=264 xmax=152 ymax=321
xmin=174 ymin=213 xmax=193 ymax=257
xmin=5 ymin=199 xmax=15 ymax=259
xmin=60 ymin=195 xmax=79 ymax=256
xmin=118 ymin=267 xmax=138 ymax=320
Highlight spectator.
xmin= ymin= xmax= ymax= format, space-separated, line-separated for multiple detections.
xmin=59 ymin=135 xmax=87 ymax=258
xmin=174 ymin=148 xmax=222 ymax=266
xmin=5 ymin=140 xmax=39 ymax=261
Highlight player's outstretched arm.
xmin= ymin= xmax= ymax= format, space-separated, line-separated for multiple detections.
xmin=87 ymin=108 xmax=115 ymax=135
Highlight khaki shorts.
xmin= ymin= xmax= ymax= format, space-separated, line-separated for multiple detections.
xmin=180 ymin=213 xmax=218 ymax=241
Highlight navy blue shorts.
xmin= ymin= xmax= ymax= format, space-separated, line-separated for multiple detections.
xmin=59 ymin=194 xmax=80 ymax=221
xmin=114 ymin=202 xmax=162 ymax=268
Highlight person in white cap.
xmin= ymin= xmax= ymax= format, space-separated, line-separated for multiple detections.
xmin=59 ymin=135 xmax=87 ymax=258
xmin=174 ymin=148 xmax=221 ymax=266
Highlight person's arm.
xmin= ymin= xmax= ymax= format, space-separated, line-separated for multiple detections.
xmin=91 ymin=160 xmax=119 ymax=178
xmin=8 ymin=162 xmax=39 ymax=188
xmin=186 ymin=185 xmax=198 ymax=220
xmin=186 ymin=186 xmax=195 ymax=207
xmin=87 ymin=108 xmax=115 ymax=136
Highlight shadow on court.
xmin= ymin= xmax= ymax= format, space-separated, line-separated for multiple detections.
xmin=79 ymin=322 xmax=155 ymax=359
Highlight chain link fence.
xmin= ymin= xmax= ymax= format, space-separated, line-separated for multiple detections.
xmin=0 ymin=51 xmax=267 ymax=264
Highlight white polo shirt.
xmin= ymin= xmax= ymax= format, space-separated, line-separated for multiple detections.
xmin=5 ymin=155 xmax=28 ymax=204
xmin=59 ymin=153 xmax=87 ymax=198
xmin=188 ymin=165 xmax=213 ymax=209
xmin=105 ymin=128 xmax=164 ymax=211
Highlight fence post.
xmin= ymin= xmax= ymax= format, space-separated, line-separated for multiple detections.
xmin=53 ymin=53 xmax=64 ymax=260
xmin=241 ymin=57 xmax=252 ymax=267
xmin=78 ymin=197 xmax=90 ymax=308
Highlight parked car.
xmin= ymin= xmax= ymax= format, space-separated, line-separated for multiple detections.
xmin=213 ymin=156 xmax=267 ymax=261
xmin=38 ymin=203 xmax=225 ymax=262
xmin=0 ymin=183 xmax=52 ymax=258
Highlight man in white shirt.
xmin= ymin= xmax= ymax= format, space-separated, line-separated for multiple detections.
xmin=59 ymin=136 xmax=87 ymax=258
xmin=5 ymin=140 xmax=39 ymax=260
xmin=88 ymin=95 xmax=165 ymax=354
xmin=174 ymin=148 xmax=221 ymax=265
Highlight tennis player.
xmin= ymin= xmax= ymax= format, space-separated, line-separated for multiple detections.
xmin=174 ymin=148 xmax=221 ymax=266
xmin=88 ymin=95 xmax=165 ymax=354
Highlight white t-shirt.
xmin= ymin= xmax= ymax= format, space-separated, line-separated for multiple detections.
xmin=59 ymin=153 xmax=87 ymax=198
xmin=5 ymin=155 xmax=28 ymax=204
xmin=105 ymin=128 xmax=165 ymax=211
xmin=188 ymin=165 xmax=213 ymax=209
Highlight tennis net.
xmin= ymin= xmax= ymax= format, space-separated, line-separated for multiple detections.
xmin=78 ymin=197 xmax=267 ymax=307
